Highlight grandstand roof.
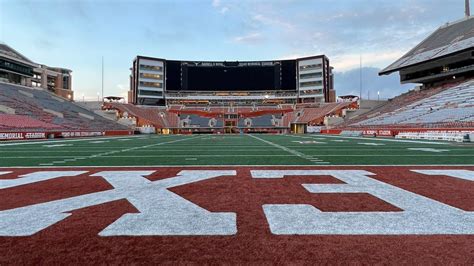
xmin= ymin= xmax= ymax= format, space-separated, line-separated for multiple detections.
xmin=380 ymin=16 xmax=474 ymax=75
xmin=0 ymin=43 xmax=38 ymax=67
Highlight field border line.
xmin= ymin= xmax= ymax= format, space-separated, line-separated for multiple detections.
xmin=1 ymin=164 xmax=473 ymax=169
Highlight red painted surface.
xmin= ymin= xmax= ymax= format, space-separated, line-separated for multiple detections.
xmin=0 ymin=166 xmax=473 ymax=264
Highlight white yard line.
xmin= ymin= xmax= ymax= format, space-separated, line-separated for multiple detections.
xmin=313 ymin=134 xmax=451 ymax=145
xmin=2 ymin=164 xmax=474 ymax=169
xmin=38 ymin=135 xmax=203 ymax=166
xmin=43 ymin=144 xmax=74 ymax=148
xmin=0 ymin=135 xmax=148 ymax=147
xmin=358 ymin=143 xmax=386 ymax=146
xmin=5 ymin=154 xmax=474 ymax=159
xmin=295 ymin=154 xmax=472 ymax=157
xmin=0 ymin=149 xmax=286 ymax=153
xmin=407 ymin=148 xmax=450 ymax=153
xmin=88 ymin=141 xmax=110 ymax=144
xmin=248 ymin=134 xmax=330 ymax=164
xmin=6 ymin=155 xmax=300 ymax=159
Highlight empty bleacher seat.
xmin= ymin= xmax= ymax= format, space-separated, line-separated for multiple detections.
xmin=352 ymin=79 xmax=474 ymax=128
xmin=0 ymin=82 xmax=129 ymax=132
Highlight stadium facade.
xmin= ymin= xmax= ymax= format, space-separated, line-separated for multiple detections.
xmin=0 ymin=43 xmax=73 ymax=100
xmin=129 ymin=55 xmax=335 ymax=106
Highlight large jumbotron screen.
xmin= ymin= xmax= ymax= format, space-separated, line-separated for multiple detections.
xmin=166 ymin=60 xmax=297 ymax=91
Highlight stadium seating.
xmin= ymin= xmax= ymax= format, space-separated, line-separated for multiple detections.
xmin=105 ymin=103 xmax=179 ymax=128
xmin=0 ymin=114 xmax=62 ymax=130
xmin=0 ymin=82 xmax=128 ymax=132
xmin=284 ymin=102 xmax=351 ymax=125
xmin=340 ymin=86 xmax=448 ymax=127
xmin=242 ymin=115 xmax=274 ymax=127
xmin=104 ymin=99 xmax=355 ymax=132
xmin=186 ymin=115 xmax=212 ymax=127
xmin=346 ymin=79 xmax=474 ymax=128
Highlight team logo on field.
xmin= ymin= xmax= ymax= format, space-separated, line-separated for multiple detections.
xmin=0 ymin=169 xmax=473 ymax=236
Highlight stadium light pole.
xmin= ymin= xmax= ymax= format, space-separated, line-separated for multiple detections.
xmin=466 ymin=0 xmax=471 ymax=17
xmin=101 ymin=56 xmax=104 ymax=103
xmin=359 ymin=55 xmax=362 ymax=100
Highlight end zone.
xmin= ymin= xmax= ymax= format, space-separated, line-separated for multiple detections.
xmin=0 ymin=166 xmax=473 ymax=264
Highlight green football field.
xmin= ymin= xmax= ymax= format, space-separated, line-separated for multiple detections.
xmin=0 ymin=134 xmax=473 ymax=167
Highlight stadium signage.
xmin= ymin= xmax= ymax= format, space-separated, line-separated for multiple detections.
xmin=24 ymin=132 xmax=46 ymax=139
xmin=0 ymin=131 xmax=106 ymax=140
xmin=0 ymin=132 xmax=23 ymax=140
xmin=0 ymin=132 xmax=45 ymax=140
xmin=363 ymin=130 xmax=393 ymax=136
xmin=307 ymin=126 xmax=323 ymax=133
xmin=60 ymin=131 xmax=104 ymax=138
xmin=0 ymin=131 xmax=132 ymax=140
xmin=1 ymin=168 xmax=473 ymax=236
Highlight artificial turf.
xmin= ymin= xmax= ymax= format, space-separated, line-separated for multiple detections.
xmin=0 ymin=134 xmax=473 ymax=167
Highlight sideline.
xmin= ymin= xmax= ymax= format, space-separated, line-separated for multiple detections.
xmin=0 ymin=135 xmax=152 ymax=147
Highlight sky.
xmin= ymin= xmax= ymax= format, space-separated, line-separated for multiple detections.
xmin=0 ymin=0 xmax=468 ymax=101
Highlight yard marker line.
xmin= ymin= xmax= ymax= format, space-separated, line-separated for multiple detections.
xmin=43 ymin=144 xmax=74 ymax=148
xmin=1 ymin=156 xmax=78 ymax=159
xmin=34 ymin=135 xmax=178 ymax=165
xmin=314 ymin=134 xmax=451 ymax=145
xmin=5 ymin=154 xmax=473 ymax=160
xmin=3 ymin=164 xmax=474 ymax=169
xmin=3 ymin=155 xmax=300 ymax=159
xmin=408 ymin=148 xmax=450 ymax=153
xmin=97 ymin=155 xmax=298 ymax=157
xmin=358 ymin=143 xmax=386 ymax=146
xmin=38 ymin=135 xmax=204 ymax=166
xmin=0 ymin=135 xmax=147 ymax=147
xmin=248 ymin=134 xmax=330 ymax=165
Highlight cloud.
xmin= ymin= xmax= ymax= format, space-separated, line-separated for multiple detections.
xmin=335 ymin=67 xmax=414 ymax=99
xmin=233 ymin=32 xmax=264 ymax=44
xmin=331 ymin=50 xmax=406 ymax=72
xmin=219 ymin=7 xmax=229 ymax=14
xmin=211 ymin=0 xmax=230 ymax=14
xmin=251 ymin=14 xmax=295 ymax=29
xmin=212 ymin=0 xmax=221 ymax=7
xmin=116 ymin=83 xmax=129 ymax=101
xmin=4 ymin=0 xmax=464 ymax=100
xmin=279 ymin=49 xmax=404 ymax=73
xmin=230 ymin=0 xmax=460 ymax=72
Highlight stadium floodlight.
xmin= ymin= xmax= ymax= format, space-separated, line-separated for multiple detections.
xmin=264 ymin=94 xmax=270 ymax=99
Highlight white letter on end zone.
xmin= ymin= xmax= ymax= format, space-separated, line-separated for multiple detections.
xmin=0 ymin=170 xmax=237 ymax=236
xmin=252 ymin=170 xmax=474 ymax=235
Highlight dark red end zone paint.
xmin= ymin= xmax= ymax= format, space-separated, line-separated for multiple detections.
xmin=0 ymin=166 xmax=473 ymax=264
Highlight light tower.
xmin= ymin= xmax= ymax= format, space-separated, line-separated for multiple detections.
xmin=466 ymin=0 xmax=471 ymax=17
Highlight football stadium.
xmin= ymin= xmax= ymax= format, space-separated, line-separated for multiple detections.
xmin=0 ymin=1 xmax=473 ymax=264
